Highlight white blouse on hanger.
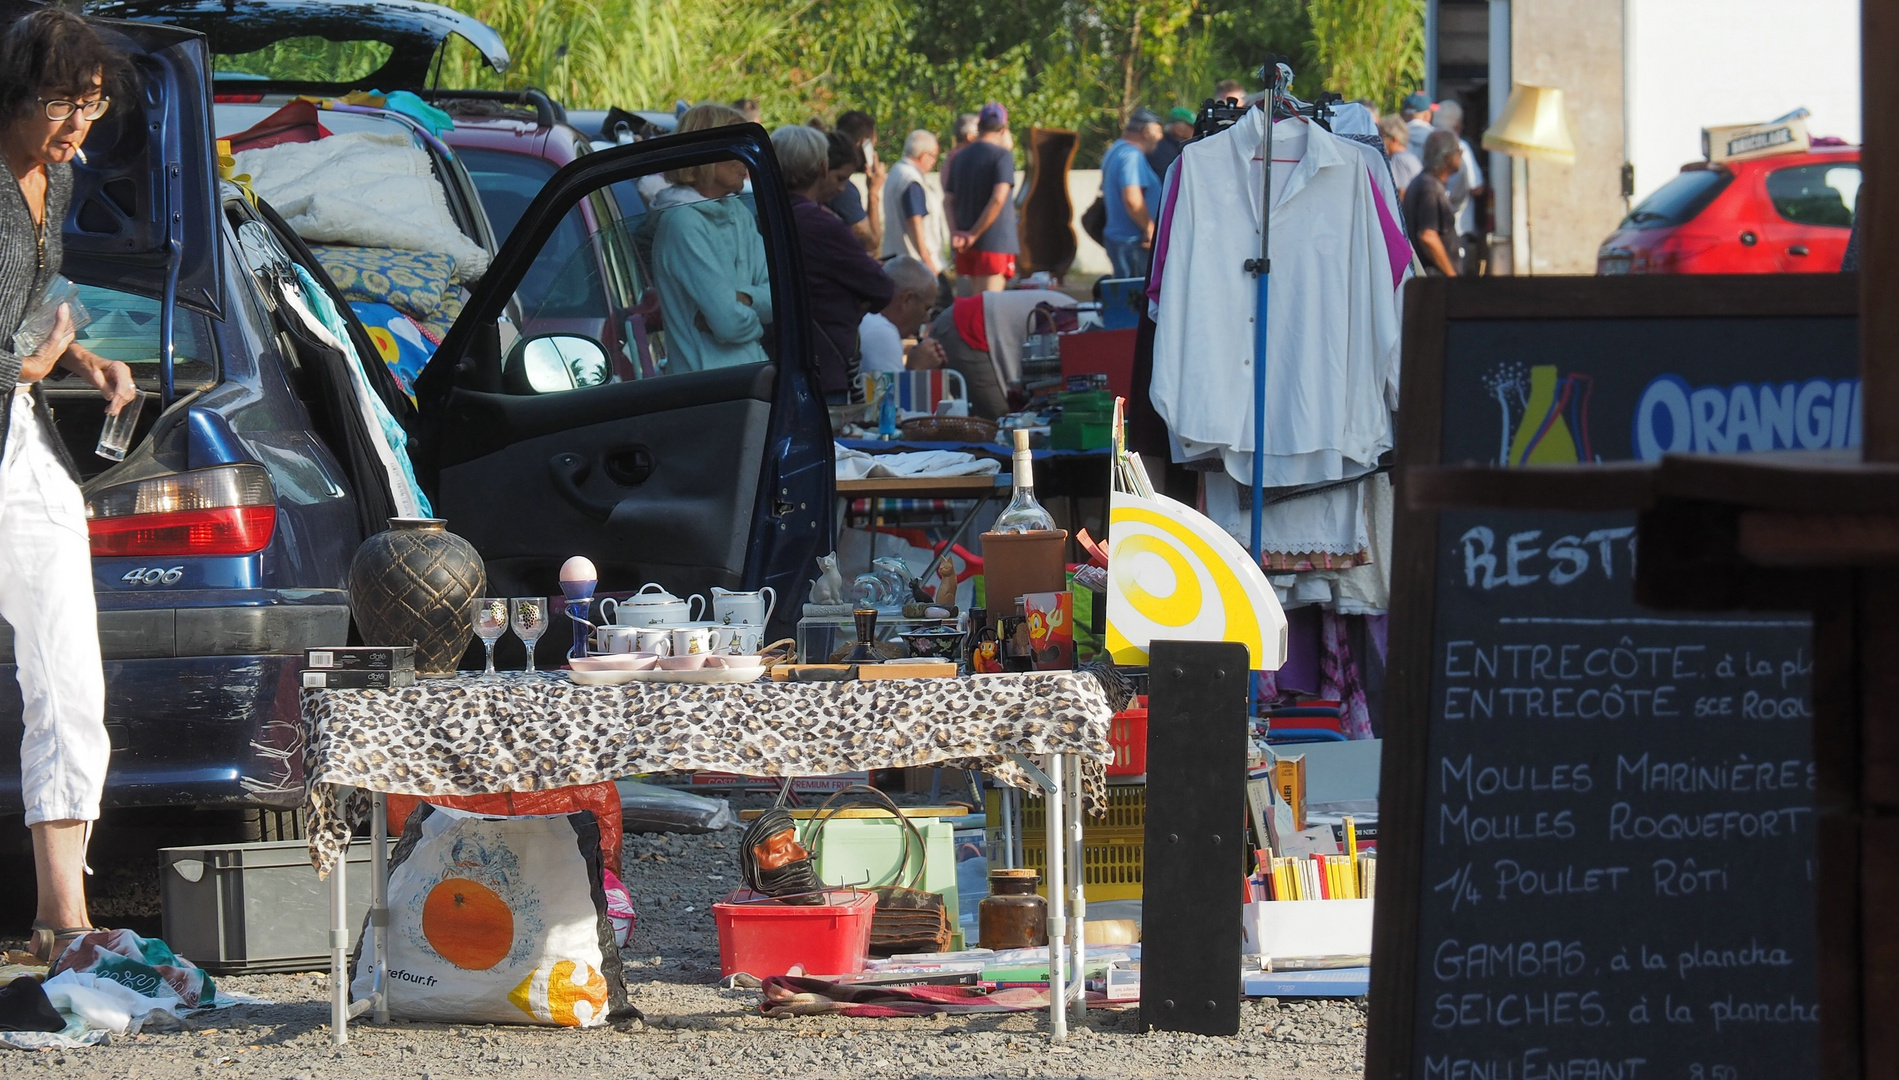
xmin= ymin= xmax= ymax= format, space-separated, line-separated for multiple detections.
xmin=1150 ymin=108 xmax=1402 ymax=490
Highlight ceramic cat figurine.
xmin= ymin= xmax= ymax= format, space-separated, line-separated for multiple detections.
xmin=810 ymin=553 xmax=844 ymax=605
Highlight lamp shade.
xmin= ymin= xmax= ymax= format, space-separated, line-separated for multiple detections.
xmin=1483 ymin=84 xmax=1576 ymax=164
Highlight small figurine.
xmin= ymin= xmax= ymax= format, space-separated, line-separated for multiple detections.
xmin=810 ymin=553 xmax=844 ymax=605
xmin=933 ymin=555 xmax=957 ymax=607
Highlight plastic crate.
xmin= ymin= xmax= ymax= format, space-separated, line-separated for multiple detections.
xmin=160 ymin=840 xmax=370 ymax=974
xmin=986 ymin=786 xmax=1146 ymax=902
xmin=1020 ymin=831 xmax=1144 ymax=901
xmin=714 ymin=889 xmax=877 ymax=978
xmin=1017 ymin=785 xmax=1146 ymax=832
xmin=1107 ymin=703 xmax=1148 ymax=777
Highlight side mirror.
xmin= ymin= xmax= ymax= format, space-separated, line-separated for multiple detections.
xmin=515 ymin=334 xmax=609 ymax=393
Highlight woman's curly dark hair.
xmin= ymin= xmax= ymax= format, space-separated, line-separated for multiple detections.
xmin=0 ymin=6 xmax=128 ymax=123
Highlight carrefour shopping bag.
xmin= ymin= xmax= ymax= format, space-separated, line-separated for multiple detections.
xmin=351 ymin=804 xmax=630 ymax=1026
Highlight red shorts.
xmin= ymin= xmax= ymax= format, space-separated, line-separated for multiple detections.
xmin=955 ymin=249 xmax=1017 ymax=278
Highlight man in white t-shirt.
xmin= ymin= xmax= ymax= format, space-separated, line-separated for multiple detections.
xmin=858 ymin=256 xmax=946 ymax=372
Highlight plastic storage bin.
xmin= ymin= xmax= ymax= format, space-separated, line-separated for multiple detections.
xmin=160 ymin=840 xmax=370 ymax=974
xmin=1107 ymin=700 xmax=1148 ymax=777
xmin=986 ymin=787 xmax=1146 ymax=902
xmin=714 ymin=889 xmax=878 ymax=978
xmin=801 ymin=814 xmax=959 ymax=917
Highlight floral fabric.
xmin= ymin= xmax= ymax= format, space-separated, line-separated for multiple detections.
xmin=310 ymin=244 xmax=456 ymax=322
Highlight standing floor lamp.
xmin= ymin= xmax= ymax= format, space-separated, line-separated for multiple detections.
xmin=1483 ymin=84 xmax=1576 ymax=275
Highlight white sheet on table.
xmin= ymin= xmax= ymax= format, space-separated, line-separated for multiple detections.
xmin=835 ymin=444 xmax=1001 ymax=481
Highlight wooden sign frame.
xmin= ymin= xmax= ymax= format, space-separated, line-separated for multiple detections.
xmin=1366 ymin=273 xmax=1858 ymax=1080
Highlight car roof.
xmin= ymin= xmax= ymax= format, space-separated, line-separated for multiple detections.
xmin=439 ymin=117 xmax=593 ymax=167
xmin=93 ymin=0 xmax=509 ymax=92
xmin=1724 ymin=144 xmax=1860 ymax=172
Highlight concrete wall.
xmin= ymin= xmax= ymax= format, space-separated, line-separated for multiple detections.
xmin=1512 ymin=0 xmax=1628 ymax=274
xmin=1626 ymin=0 xmax=1859 ymax=204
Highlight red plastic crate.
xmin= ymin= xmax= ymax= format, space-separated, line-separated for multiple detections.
xmin=1107 ymin=698 xmax=1148 ymax=777
xmin=714 ymin=889 xmax=877 ymax=978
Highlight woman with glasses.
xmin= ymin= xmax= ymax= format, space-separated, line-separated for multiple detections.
xmin=0 ymin=7 xmax=138 ymax=962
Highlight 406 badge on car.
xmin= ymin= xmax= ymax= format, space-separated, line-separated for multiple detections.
xmin=122 ymin=566 xmax=186 ymax=587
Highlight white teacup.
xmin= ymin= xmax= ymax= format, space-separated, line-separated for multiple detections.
xmin=670 ymin=627 xmax=714 ymax=656
xmin=595 ymin=626 xmax=641 ymax=654
xmin=633 ymin=627 xmax=674 ymax=655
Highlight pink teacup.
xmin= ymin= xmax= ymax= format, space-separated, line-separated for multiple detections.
xmin=657 ymin=654 xmax=708 ymax=671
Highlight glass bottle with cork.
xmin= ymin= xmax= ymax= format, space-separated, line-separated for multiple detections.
xmin=980 ymin=429 xmax=1068 ymax=621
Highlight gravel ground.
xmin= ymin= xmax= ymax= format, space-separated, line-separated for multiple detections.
xmin=0 ymin=815 xmax=1369 ymax=1078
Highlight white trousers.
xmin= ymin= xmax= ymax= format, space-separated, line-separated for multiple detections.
xmin=3 ymin=390 xmax=107 ymax=825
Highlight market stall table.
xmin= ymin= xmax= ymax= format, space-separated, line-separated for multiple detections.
xmin=299 ymin=670 xmax=1118 ymax=1044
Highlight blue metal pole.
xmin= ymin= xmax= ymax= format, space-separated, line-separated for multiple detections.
xmin=1249 ymin=77 xmax=1275 ymax=564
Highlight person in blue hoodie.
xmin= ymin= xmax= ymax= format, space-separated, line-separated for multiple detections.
xmin=650 ymin=104 xmax=774 ymax=372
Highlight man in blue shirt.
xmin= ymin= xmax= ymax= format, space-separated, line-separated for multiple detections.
xmin=1101 ymin=107 xmax=1165 ymax=278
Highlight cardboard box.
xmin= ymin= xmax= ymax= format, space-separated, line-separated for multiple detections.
xmin=304 ymin=646 xmax=414 ymax=671
xmin=300 ymin=668 xmax=416 ymax=689
xmin=1104 ymin=960 xmax=1140 ymax=1001
xmin=1242 ymin=899 xmax=1374 ymax=961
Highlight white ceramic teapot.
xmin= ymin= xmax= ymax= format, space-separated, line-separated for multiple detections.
xmin=600 ymin=583 xmax=704 ymax=627
xmin=709 ymin=585 xmax=776 ymax=626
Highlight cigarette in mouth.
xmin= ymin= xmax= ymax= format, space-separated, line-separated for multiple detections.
xmin=74 ymin=147 xmax=86 ymax=164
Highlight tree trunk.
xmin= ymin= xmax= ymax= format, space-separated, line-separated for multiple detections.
xmin=1120 ymin=2 xmax=1143 ymax=125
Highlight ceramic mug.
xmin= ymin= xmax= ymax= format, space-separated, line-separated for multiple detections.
xmin=633 ymin=627 xmax=673 ymax=655
xmin=595 ymin=625 xmax=641 ymax=654
xmin=670 ymin=627 xmax=714 ymax=655
xmin=719 ymin=624 xmax=765 ymax=654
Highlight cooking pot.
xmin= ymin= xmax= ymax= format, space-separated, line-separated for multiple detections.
xmin=710 ymin=586 xmax=776 ymax=626
xmin=600 ymin=583 xmax=704 ymax=627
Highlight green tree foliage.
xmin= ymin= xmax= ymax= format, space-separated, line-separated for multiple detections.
xmin=433 ymin=0 xmax=1418 ymax=165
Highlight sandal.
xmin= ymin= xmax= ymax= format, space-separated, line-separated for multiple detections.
xmin=26 ymin=922 xmax=96 ymax=965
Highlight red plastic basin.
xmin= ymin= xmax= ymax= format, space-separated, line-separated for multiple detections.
xmin=713 ymin=889 xmax=878 ymax=978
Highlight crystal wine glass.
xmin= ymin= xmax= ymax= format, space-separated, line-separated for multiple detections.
xmin=472 ymin=597 xmax=509 ymax=679
xmin=511 ymin=596 xmax=548 ymax=674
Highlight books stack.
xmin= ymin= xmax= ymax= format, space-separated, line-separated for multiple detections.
xmin=1257 ymin=851 xmax=1377 ymax=901
xmin=1251 ymin=816 xmax=1376 ymax=901
xmin=301 ymin=646 xmax=416 ymax=689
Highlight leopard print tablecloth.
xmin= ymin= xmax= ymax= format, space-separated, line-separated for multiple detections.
xmin=300 ymin=671 xmax=1117 ymax=877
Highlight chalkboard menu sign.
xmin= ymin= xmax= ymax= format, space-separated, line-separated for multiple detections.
xmin=1368 ymin=277 xmax=1857 ymax=1080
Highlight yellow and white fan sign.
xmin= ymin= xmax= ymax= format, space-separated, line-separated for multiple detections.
xmin=1105 ymin=490 xmax=1288 ymax=670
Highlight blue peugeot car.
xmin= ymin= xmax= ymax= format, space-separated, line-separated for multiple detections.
xmin=0 ymin=0 xmax=834 ymax=821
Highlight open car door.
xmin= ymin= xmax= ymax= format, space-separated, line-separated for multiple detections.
xmin=412 ymin=123 xmax=833 ymax=652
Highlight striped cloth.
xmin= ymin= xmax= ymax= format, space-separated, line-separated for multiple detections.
xmin=0 ymin=150 xmax=77 ymax=479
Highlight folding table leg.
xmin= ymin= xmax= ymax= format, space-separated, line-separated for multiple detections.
xmin=371 ymin=791 xmax=390 ymax=1024
xmin=330 ymin=796 xmax=350 ymax=1046
xmin=1064 ymin=754 xmax=1086 ymax=1023
xmin=1044 ymin=752 xmax=1068 ymax=1041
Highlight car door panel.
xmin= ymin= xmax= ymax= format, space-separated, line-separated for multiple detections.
xmin=415 ymin=126 xmax=832 ymax=634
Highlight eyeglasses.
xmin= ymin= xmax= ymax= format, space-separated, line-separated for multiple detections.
xmin=39 ymin=97 xmax=110 ymax=123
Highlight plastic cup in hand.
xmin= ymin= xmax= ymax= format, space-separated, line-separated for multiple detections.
xmin=472 ymin=597 xmax=509 ymax=678
xmin=94 ymin=392 xmax=145 ymax=462
xmin=511 ymin=596 xmax=548 ymax=673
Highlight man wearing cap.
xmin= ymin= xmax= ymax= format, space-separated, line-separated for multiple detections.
xmin=944 ymin=102 xmax=1019 ymax=294
xmin=1148 ymin=106 xmax=1195 ymax=177
xmin=1101 ymin=108 xmax=1165 ymax=279
xmin=1402 ymin=92 xmax=1435 ymax=161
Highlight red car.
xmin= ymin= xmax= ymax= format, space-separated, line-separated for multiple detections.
xmin=1597 ymin=144 xmax=1859 ymax=274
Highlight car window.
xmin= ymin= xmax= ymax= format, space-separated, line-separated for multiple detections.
xmin=213 ymin=36 xmax=394 ymax=83
xmin=70 ymin=283 xmax=217 ymax=394
xmin=504 ymin=153 xmax=781 ymax=394
xmin=1620 ymin=169 xmax=1731 ymax=229
xmin=458 ymin=147 xmax=604 ymax=321
xmin=1767 ymin=163 xmax=1859 ymax=227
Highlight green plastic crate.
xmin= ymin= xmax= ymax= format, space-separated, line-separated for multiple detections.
xmin=800 ymin=815 xmax=959 ymax=915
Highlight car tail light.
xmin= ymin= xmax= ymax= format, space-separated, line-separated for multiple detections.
xmin=87 ymin=464 xmax=277 ymax=557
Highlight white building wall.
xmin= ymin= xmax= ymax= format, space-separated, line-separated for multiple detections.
xmin=1627 ymin=0 xmax=1860 ymax=204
